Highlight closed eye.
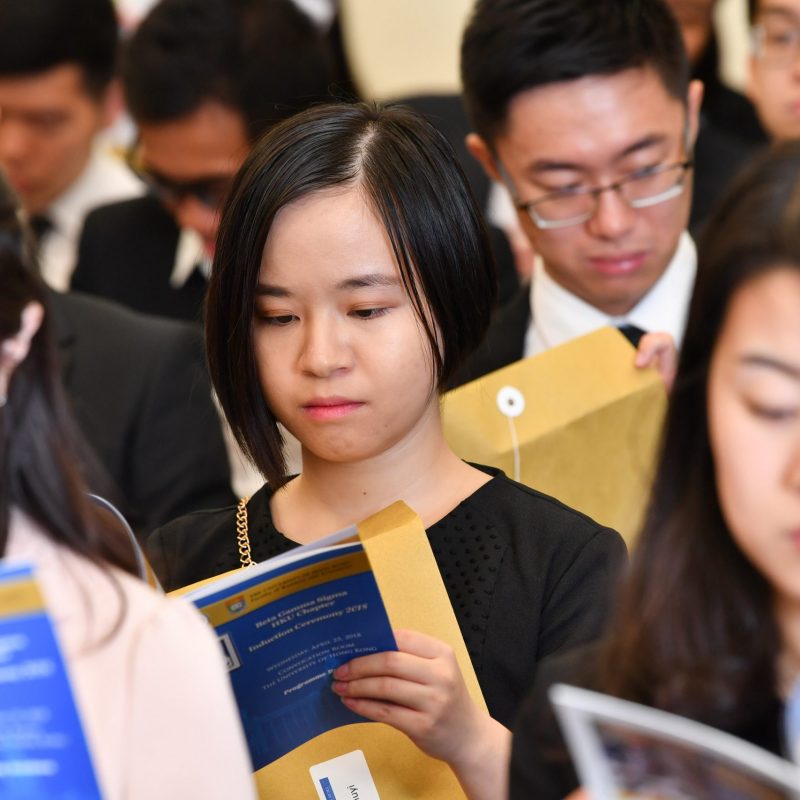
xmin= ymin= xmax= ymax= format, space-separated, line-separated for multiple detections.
xmin=260 ymin=313 xmax=297 ymax=326
xmin=349 ymin=307 xmax=390 ymax=320
xmin=629 ymin=162 xmax=663 ymax=179
xmin=746 ymin=401 xmax=799 ymax=421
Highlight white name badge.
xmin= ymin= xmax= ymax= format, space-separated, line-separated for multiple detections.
xmin=309 ymin=749 xmax=381 ymax=800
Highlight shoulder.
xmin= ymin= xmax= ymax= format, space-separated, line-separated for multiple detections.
xmin=147 ymin=504 xmax=238 ymax=591
xmin=468 ymin=467 xmax=625 ymax=555
xmin=148 ymin=485 xmax=271 ymax=591
xmin=82 ymin=194 xmax=176 ymax=233
xmin=112 ymin=573 xmax=258 ymax=799
xmin=52 ymin=291 xmax=200 ymax=354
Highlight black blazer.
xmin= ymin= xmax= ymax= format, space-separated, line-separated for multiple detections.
xmin=71 ymin=195 xmax=207 ymax=324
xmin=50 ymin=290 xmax=235 ymax=537
xmin=452 ymin=283 xmax=530 ymax=387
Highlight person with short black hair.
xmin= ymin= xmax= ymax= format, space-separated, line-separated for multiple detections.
xmin=149 ymin=102 xmax=626 ymax=800
xmin=71 ymin=0 xmax=336 ymax=323
xmin=455 ymin=0 xmax=701 ymax=385
xmin=0 ymin=0 xmax=144 ymax=290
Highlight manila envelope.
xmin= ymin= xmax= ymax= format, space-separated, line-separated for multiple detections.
xmin=232 ymin=502 xmax=484 ymax=800
xmin=442 ymin=327 xmax=667 ymax=546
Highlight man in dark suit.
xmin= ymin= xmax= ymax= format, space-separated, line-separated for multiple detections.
xmin=456 ymin=0 xmax=702 ymax=385
xmin=70 ymin=0 xmax=334 ymax=324
xmin=50 ymin=290 xmax=235 ymax=537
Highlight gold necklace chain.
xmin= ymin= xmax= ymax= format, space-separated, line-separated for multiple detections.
xmin=236 ymin=496 xmax=254 ymax=568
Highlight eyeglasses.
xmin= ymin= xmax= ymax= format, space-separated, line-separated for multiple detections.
xmin=511 ymin=159 xmax=694 ymax=230
xmin=752 ymin=19 xmax=800 ymax=66
xmin=126 ymin=149 xmax=233 ymax=210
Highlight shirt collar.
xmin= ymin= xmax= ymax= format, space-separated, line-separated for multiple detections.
xmin=526 ymin=231 xmax=697 ymax=357
xmin=170 ymin=227 xmax=211 ymax=288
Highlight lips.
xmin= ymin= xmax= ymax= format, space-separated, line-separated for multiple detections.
xmin=588 ymin=251 xmax=648 ymax=277
xmin=302 ymin=397 xmax=365 ymax=421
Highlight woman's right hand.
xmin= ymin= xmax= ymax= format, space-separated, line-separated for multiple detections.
xmin=331 ymin=629 xmax=511 ymax=800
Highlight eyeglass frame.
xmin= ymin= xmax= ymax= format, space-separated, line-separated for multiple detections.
xmin=497 ymin=155 xmax=695 ymax=231
xmin=751 ymin=17 xmax=800 ymax=66
xmin=125 ymin=146 xmax=234 ymax=210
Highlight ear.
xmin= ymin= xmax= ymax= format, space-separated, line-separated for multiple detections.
xmin=686 ymin=79 xmax=704 ymax=150
xmin=99 ymin=79 xmax=125 ymax=130
xmin=1 ymin=302 xmax=44 ymax=370
xmin=466 ymin=133 xmax=502 ymax=183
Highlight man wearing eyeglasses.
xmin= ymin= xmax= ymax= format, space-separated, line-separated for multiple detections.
xmin=748 ymin=0 xmax=800 ymax=141
xmin=455 ymin=0 xmax=702 ymax=384
xmin=71 ymin=0 xmax=333 ymax=323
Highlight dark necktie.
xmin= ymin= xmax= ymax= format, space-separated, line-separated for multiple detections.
xmin=616 ymin=323 xmax=646 ymax=348
xmin=28 ymin=214 xmax=53 ymax=248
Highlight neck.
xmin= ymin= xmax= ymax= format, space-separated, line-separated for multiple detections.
xmin=775 ymin=594 xmax=800 ymax=698
xmin=271 ymin=401 xmax=489 ymax=542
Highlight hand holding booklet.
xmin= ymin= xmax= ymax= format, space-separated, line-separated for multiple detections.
xmin=550 ymin=684 xmax=800 ymax=800
xmin=183 ymin=501 xmax=485 ymax=800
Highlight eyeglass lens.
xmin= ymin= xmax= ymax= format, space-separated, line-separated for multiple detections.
xmin=530 ymin=164 xmax=688 ymax=226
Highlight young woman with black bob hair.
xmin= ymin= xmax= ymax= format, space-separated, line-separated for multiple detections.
xmin=510 ymin=140 xmax=800 ymax=798
xmin=0 ymin=179 xmax=255 ymax=799
xmin=148 ymin=102 xmax=625 ymax=798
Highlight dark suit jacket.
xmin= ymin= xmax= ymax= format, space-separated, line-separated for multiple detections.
xmin=71 ymin=195 xmax=207 ymax=324
xmin=690 ymin=113 xmax=758 ymax=231
xmin=50 ymin=290 xmax=235 ymax=537
xmin=451 ymin=283 xmax=530 ymax=387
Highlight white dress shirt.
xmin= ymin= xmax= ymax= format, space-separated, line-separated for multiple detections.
xmin=170 ymin=227 xmax=211 ymax=288
xmin=523 ymin=231 xmax=697 ymax=358
xmin=38 ymin=147 xmax=145 ymax=290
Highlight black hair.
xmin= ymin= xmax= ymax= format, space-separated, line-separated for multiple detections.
xmin=123 ymin=0 xmax=335 ymax=142
xmin=461 ymin=0 xmax=690 ymax=143
xmin=748 ymin=0 xmax=758 ymax=23
xmin=0 ymin=178 xmax=136 ymax=576
xmin=0 ymin=0 xmax=118 ymax=97
xmin=207 ymin=102 xmax=497 ymax=487
xmin=598 ymin=140 xmax=800 ymax=731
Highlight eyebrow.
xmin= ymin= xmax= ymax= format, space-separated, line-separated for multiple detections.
xmin=740 ymin=353 xmax=800 ymax=381
xmin=526 ymin=134 xmax=670 ymax=176
xmin=256 ymin=273 xmax=401 ymax=297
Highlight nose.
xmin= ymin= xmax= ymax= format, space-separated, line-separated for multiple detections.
xmin=297 ymin=313 xmax=353 ymax=378
xmin=172 ymin=195 xmax=220 ymax=245
xmin=585 ymin=185 xmax=636 ymax=241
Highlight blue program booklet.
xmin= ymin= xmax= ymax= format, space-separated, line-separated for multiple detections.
xmin=186 ymin=527 xmax=397 ymax=771
xmin=0 ymin=561 xmax=101 ymax=799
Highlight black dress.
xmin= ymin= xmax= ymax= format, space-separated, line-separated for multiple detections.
xmin=148 ymin=466 xmax=627 ymax=728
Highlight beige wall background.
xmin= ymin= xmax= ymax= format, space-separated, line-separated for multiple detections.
xmin=717 ymin=0 xmax=751 ymax=91
xmin=340 ymin=0 xmax=753 ymax=102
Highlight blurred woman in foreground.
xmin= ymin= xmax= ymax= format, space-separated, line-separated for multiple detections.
xmin=0 ymin=178 xmax=255 ymax=799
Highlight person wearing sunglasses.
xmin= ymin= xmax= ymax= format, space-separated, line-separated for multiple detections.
xmin=71 ymin=0 xmax=334 ymax=324
xmin=455 ymin=0 xmax=702 ymax=386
